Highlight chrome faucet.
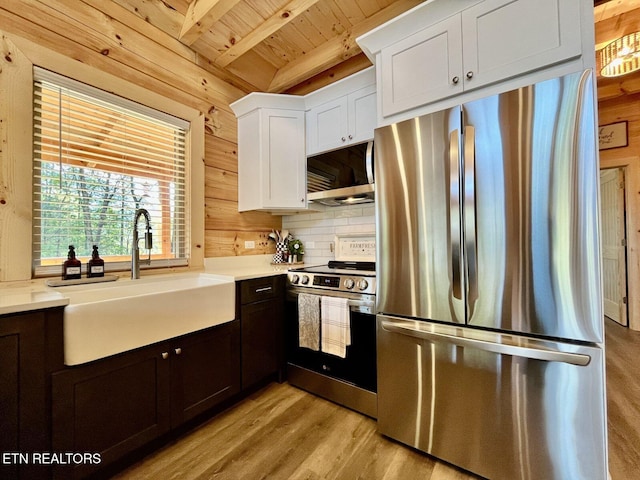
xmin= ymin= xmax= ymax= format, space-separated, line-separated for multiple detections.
xmin=131 ymin=208 xmax=153 ymax=279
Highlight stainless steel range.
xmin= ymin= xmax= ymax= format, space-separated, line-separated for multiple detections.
xmin=285 ymin=258 xmax=377 ymax=418
xmin=288 ymin=261 xmax=376 ymax=294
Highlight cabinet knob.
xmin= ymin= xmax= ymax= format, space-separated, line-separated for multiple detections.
xmin=161 ymin=352 xmax=169 ymax=360
xmin=174 ymin=347 xmax=182 ymax=355
xmin=466 ymin=71 xmax=474 ymax=79
xmin=348 ymin=135 xmax=353 ymax=140
xmin=301 ymin=198 xmax=305 ymax=203
xmin=341 ymin=137 xmax=346 ymax=142
xmin=452 ymin=76 xmax=459 ymax=84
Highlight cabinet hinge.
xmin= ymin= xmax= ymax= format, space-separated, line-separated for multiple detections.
xmin=622 ymin=238 xmax=627 ymax=247
xmin=623 ymin=296 xmax=628 ymax=304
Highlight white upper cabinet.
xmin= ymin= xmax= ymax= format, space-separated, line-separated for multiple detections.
xmin=358 ymin=0 xmax=589 ymax=122
xmin=306 ymin=96 xmax=348 ymax=155
xmin=461 ymin=0 xmax=581 ymax=91
xmin=380 ymin=15 xmax=463 ymax=117
xmin=306 ymin=69 xmax=376 ymax=156
xmin=230 ymin=94 xmax=307 ymax=212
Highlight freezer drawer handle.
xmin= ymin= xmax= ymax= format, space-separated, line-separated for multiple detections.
xmin=380 ymin=319 xmax=591 ymax=366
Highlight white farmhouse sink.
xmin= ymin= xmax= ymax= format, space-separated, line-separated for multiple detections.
xmin=59 ymin=273 xmax=235 ymax=365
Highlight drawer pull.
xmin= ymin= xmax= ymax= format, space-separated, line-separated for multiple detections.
xmin=174 ymin=347 xmax=182 ymax=355
xmin=255 ymin=286 xmax=273 ymax=293
xmin=161 ymin=352 xmax=169 ymax=360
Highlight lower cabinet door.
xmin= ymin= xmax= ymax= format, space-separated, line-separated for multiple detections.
xmin=51 ymin=344 xmax=172 ymax=480
xmin=170 ymin=320 xmax=241 ymax=427
xmin=0 ymin=312 xmax=48 ymax=480
xmin=241 ymin=298 xmax=283 ymax=390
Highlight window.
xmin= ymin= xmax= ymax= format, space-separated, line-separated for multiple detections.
xmin=32 ymin=68 xmax=189 ymax=276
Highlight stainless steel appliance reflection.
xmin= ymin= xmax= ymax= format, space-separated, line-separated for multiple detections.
xmin=286 ymin=261 xmax=377 ymax=417
xmin=375 ymin=70 xmax=607 ymax=480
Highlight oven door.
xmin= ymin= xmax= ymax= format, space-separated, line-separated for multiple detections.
xmin=285 ymin=287 xmax=377 ymax=393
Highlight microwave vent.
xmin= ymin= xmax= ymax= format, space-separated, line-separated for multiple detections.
xmin=307 ymin=170 xmax=333 ymax=193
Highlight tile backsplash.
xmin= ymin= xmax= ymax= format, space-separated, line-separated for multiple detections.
xmin=282 ymin=203 xmax=376 ymax=266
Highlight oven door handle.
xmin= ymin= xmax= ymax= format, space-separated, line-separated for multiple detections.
xmin=288 ymin=292 xmax=375 ymax=314
xmin=346 ymin=299 xmax=375 ymax=308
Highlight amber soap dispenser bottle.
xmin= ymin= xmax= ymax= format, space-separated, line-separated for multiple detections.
xmin=63 ymin=245 xmax=82 ymax=280
xmin=88 ymin=245 xmax=105 ymax=278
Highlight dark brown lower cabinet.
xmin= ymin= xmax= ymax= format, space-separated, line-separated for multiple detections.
xmin=0 ymin=308 xmax=64 ymax=480
xmin=238 ymin=276 xmax=284 ymax=390
xmin=51 ymin=320 xmax=240 ymax=479
xmin=171 ymin=322 xmax=241 ymax=426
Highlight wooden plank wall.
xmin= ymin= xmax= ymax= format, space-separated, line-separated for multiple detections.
xmin=0 ymin=0 xmax=280 ymax=269
xmin=598 ymin=93 xmax=640 ymax=331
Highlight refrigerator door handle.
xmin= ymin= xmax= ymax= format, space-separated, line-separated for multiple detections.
xmin=463 ymin=124 xmax=478 ymax=314
xmin=380 ymin=319 xmax=591 ymax=366
xmin=449 ymin=129 xmax=462 ymax=300
xmin=365 ymin=140 xmax=374 ymax=184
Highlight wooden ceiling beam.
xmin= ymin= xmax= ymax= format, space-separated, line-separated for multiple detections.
xmin=267 ymin=0 xmax=422 ymax=92
xmin=215 ymin=0 xmax=321 ymax=68
xmin=180 ymin=0 xmax=243 ymax=46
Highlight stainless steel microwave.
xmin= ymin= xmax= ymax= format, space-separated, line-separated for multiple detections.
xmin=306 ymin=141 xmax=374 ymax=206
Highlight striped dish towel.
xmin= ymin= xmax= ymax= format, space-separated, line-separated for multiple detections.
xmin=298 ymin=293 xmax=320 ymax=351
xmin=321 ymin=296 xmax=351 ymax=358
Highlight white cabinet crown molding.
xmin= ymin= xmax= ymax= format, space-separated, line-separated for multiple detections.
xmin=230 ymin=92 xmax=306 ymax=118
xmin=303 ymin=66 xmax=376 ymax=110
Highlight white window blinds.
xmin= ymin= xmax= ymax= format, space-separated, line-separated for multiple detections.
xmin=33 ymin=68 xmax=189 ymax=276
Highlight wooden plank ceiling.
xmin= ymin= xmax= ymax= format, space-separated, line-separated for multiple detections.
xmin=110 ymin=0 xmax=424 ymax=95
xmin=595 ymin=0 xmax=640 ymax=100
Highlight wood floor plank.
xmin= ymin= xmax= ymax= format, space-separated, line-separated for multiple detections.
xmin=114 ymin=319 xmax=636 ymax=480
xmin=113 ymin=382 xmax=476 ymax=480
xmin=605 ymin=320 xmax=640 ymax=480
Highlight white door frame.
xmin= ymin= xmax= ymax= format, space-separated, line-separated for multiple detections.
xmin=600 ymin=167 xmax=628 ymax=326
xmin=600 ymin=156 xmax=639 ymax=331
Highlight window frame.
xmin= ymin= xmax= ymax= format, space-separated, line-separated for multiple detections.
xmin=0 ymin=34 xmax=205 ymax=283
xmin=32 ymin=68 xmax=191 ymax=277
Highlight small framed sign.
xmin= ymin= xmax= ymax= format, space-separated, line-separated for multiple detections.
xmin=599 ymin=121 xmax=628 ymax=150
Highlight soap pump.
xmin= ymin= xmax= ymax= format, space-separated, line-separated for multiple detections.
xmin=63 ymin=245 xmax=82 ymax=280
xmin=87 ymin=245 xmax=105 ymax=278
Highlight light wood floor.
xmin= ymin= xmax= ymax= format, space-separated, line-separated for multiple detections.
xmin=605 ymin=319 xmax=640 ymax=480
xmin=113 ymin=320 xmax=639 ymax=480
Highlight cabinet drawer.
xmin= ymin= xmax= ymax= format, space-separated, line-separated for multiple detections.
xmin=240 ymin=276 xmax=283 ymax=304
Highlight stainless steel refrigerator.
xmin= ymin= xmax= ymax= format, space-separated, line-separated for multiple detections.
xmin=374 ymin=70 xmax=607 ymax=480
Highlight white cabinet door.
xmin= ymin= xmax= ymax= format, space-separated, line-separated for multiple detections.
xmin=381 ymin=15 xmax=463 ymax=117
xmin=306 ymin=84 xmax=377 ymax=155
xmin=260 ymin=109 xmax=306 ymax=209
xmin=377 ymin=0 xmax=583 ymax=119
xmin=306 ymin=97 xmax=349 ymax=155
xmin=237 ymin=108 xmax=306 ymax=212
xmin=348 ymin=84 xmax=377 ymax=146
xmin=461 ymin=0 xmax=582 ymax=90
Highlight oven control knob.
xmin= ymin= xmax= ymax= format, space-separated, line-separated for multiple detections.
xmin=290 ymin=274 xmax=299 ymax=284
xmin=357 ymin=279 xmax=369 ymax=291
xmin=301 ymin=275 xmax=310 ymax=285
xmin=344 ymin=278 xmax=355 ymax=290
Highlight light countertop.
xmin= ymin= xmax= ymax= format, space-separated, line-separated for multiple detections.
xmin=203 ymin=254 xmax=300 ymax=280
xmin=0 ymin=255 xmax=300 ymax=316
xmin=0 ymin=287 xmax=69 ymax=316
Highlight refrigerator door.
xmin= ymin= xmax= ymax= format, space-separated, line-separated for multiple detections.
xmin=462 ymin=70 xmax=603 ymax=343
xmin=375 ymin=107 xmax=465 ymax=324
xmin=376 ymin=314 xmax=607 ymax=480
